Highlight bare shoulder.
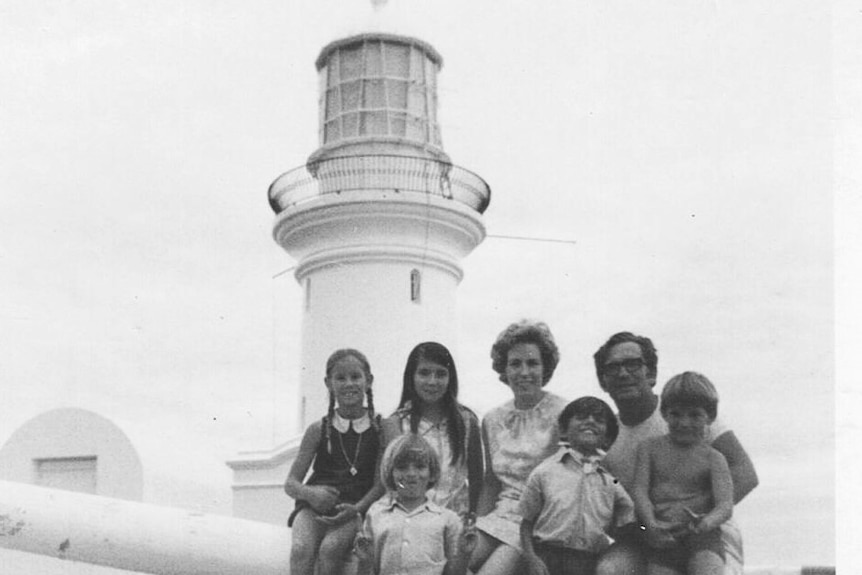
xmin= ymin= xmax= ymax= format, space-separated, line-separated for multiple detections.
xmin=638 ymin=434 xmax=667 ymax=454
xmin=706 ymin=443 xmax=730 ymax=465
xmin=300 ymin=419 xmax=324 ymax=446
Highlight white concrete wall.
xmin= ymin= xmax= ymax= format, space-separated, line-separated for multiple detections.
xmin=0 ymin=408 xmax=143 ymax=501
xmin=273 ymin=191 xmax=485 ymax=430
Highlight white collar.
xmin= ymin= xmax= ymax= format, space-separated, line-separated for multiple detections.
xmin=331 ymin=411 xmax=371 ymax=433
xmin=556 ymin=444 xmax=607 ymax=473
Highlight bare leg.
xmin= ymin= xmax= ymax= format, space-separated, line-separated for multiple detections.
xmin=647 ymin=561 xmax=683 ymax=575
xmin=689 ymin=550 xmax=724 ymax=575
xmin=290 ymin=508 xmax=328 ymax=575
xmin=473 ymin=542 xmax=523 ymax=575
xmin=469 ymin=531 xmax=499 ymax=573
xmin=596 ymin=540 xmax=646 ymax=575
xmin=318 ymin=516 xmax=362 ymax=575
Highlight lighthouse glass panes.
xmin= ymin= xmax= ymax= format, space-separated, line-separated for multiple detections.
xmin=320 ymin=38 xmax=441 ymax=147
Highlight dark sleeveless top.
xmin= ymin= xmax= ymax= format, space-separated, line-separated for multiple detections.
xmin=288 ymin=416 xmax=381 ymax=526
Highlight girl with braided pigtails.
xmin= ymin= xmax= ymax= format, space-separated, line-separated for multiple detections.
xmin=284 ymin=348 xmax=385 ymax=575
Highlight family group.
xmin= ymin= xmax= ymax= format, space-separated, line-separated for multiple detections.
xmin=283 ymin=320 xmax=759 ymax=575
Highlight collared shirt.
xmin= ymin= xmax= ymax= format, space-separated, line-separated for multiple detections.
xmin=361 ymin=494 xmax=463 ymax=575
xmin=519 ymin=446 xmax=635 ymax=554
xmin=331 ymin=411 xmax=371 ymax=433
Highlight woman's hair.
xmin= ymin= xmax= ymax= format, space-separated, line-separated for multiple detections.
xmin=490 ymin=319 xmax=560 ymax=385
xmin=557 ymin=396 xmax=620 ymax=448
xmin=323 ymin=348 xmax=378 ymax=454
xmin=592 ymin=332 xmax=658 ymax=381
xmin=660 ymin=371 xmax=719 ymax=420
xmin=380 ymin=433 xmax=441 ymax=491
xmin=398 ymin=342 xmax=466 ymax=465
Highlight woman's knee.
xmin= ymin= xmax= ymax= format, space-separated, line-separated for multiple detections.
xmin=319 ymin=523 xmax=359 ymax=559
xmin=290 ymin=537 xmax=319 ymax=567
xmin=481 ymin=544 xmax=523 ymax=575
xmin=468 ymin=531 xmax=498 ymax=571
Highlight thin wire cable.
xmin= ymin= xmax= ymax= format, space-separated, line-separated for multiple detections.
xmin=486 ymin=234 xmax=577 ymax=245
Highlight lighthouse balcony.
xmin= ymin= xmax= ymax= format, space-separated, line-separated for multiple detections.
xmin=268 ymin=154 xmax=491 ymax=215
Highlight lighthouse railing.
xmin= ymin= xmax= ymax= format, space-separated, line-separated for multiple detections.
xmin=268 ymin=154 xmax=491 ymax=215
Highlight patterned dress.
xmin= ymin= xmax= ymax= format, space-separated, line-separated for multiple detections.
xmin=391 ymin=402 xmax=478 ymax=517
xmin=476 ymin=391 xmax=568 ymax=549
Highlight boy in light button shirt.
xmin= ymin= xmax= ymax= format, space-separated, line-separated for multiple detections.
xmin=519 ymin=397 xmax=637 ymax=575
xmin=355 ymin=434 xmax=477 ymax=575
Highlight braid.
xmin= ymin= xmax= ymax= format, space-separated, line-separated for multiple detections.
xmin=366 ymin=387 xmax=379 ymax=431
xmin=325 ymin=390 xmax=335 ymax=454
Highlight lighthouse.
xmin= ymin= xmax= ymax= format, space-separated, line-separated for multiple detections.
xmin=269 ymin=33 xmax=491 ymax=431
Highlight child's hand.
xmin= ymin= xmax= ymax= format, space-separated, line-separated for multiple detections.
xmin=524 ymin=552 xmax=550 ymax=575
xmin=307 ymin=485 xmax=340 ymax=514
xmin=318 ymin=502 xmax=361 ymax=526
xmin=353 ymin=532 xmax=373 ymax=564
xmin=643 ymin=520 xmax=678 ymax=549
xmin=682 ymin=507 xmax=715 ymax=535
xmin=458 ymin=524 xmax=478 ymax=556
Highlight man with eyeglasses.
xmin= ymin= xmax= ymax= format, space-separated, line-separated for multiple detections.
xmin=592 ymin=332 xmax=758 ymax=575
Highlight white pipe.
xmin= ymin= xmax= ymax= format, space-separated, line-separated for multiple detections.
xmin=0 ymin=480 xmax=290 ymax=575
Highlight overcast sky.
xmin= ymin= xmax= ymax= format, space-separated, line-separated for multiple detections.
xmin=1 ymin=0 xmax=851 ymax=568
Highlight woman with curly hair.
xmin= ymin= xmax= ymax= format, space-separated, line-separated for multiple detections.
xmin=469 ymin=320 xmax=569 ymax=575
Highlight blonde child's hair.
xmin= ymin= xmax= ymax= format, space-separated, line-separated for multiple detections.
xmin=660 ymin=371 xmax=719 ymax=420
xmin=323 ymin=348 xmax=379 ymax=453
xmin=380 ymin=433 xmax=441 ymax=492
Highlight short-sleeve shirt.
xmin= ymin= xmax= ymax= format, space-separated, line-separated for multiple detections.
xmin=519 ymin=446 xmax=635 ymax=554
xmin=361 ymin=495 xmax=463 ymax=575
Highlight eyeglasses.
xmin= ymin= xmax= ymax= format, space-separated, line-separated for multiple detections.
xmin=601 ymin=358 xmax=646 ymax=376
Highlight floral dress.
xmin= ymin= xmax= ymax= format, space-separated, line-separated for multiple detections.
xmin=475 ymin=392 xmax=568 ymax=549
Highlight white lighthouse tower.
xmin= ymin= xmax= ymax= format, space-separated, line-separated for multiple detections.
xmin=270 ymin=33 xmax=490 ymax=430
xmin=228 ymin=32 xmax=490 ymax=523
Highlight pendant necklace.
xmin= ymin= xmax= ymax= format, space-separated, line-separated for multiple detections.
xmin=337 ymin=426 xmax=363 ymax=476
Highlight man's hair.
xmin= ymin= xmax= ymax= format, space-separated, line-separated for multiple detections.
xmin=593 ymin=332 xmax=658 ymax=381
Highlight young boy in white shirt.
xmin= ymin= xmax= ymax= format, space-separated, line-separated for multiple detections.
xmin=519 ymin=396 xmax=637 ymax=575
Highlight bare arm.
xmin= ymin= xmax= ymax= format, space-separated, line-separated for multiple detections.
xmin=353 ymin=514 xmax=376 ymax=575
xmin=475 ymin=418 xmax=499 ymax=517
xmin=443 ymin=515 xmax=475 ymax=575
xmin=632 ymin=441 xmax=657 ymax=527
xmin=632 ymin=440 xmax=676 ymax=549
xmin=465 ymin=412 xmax=484 ymax=515
xmin=711 ymin=431 xmax=759 ymax=504
xmin=283 ymin=421 xmax=340 ymax=513
xmin=694 ymin=449 xmax=733 ymax=534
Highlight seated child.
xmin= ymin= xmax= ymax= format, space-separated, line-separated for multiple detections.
xmin=355 ymin=433 xmax=477 ymax=575
xmin=632 ymin=371 xmax=733 ymax=575
xmin=519 ymin=396 xmax=637 ymax=575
